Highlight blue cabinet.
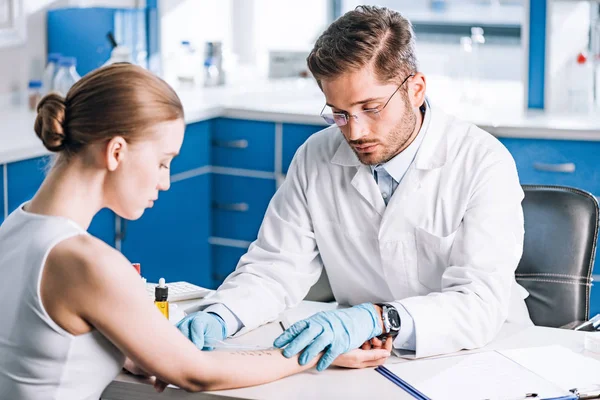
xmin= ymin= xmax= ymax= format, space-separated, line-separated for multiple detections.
xmin=212 ymin=174 xmax=276 ymax=242
xmin=121 ymin=173 xmax=211 ymax=286
xmin=6 ymin=156 xmax=49 ymax=213
xmin=48 ymin=8 xmax=148 ymax=76
xmin=499 ymin=138 xmax=600 ymax=195
xmin=120 ymin=121 xmax=212 ymax=286
xmin=211 ymin=244 xmax=248 ymax=288
xmin=88 ymin=209 xmax=116 ymax=247
xmin=212 ymin=118 xmax=276 ymax=172
xmin=282 ymin=123 xmax=326 ymax=173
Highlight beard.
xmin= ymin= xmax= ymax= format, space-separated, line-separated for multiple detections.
xmin=349 ymin=102 xmax=418 ymax=166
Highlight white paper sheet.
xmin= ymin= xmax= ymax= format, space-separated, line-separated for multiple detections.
xmin=384 ymin=350 xmax=571 ymax=400
xmin=499 ymin=345 xmax=600 ymax=392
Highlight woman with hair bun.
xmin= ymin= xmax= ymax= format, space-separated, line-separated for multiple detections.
xmin=0 ymin=63 xmax=391 ymax=399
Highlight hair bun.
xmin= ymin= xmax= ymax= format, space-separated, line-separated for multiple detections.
xmin=34 ymin=93 xmax=67 ymax=152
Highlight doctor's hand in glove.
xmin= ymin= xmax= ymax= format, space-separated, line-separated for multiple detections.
xmin=176 ymin=311 xmax=227 ymax=350
xmin=274 ymin=303 xmax=383 ymax=371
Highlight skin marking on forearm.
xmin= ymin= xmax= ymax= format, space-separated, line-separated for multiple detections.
xmin=227 ymin=350 xmax=276 ymax=356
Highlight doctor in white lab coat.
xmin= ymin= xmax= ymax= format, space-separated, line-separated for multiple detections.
xmin=177 ymin=5 xmax=533 ymax=368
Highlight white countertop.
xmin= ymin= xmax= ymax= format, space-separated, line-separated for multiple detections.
xmin=101 ymin=300 xmax=600 ymax=400
xmin=3 ymin=75 xmax=600 ymax=165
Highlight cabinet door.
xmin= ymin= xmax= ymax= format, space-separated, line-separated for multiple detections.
xmin=282 ymin=123 xmax=327 ymax=173
xmin=121 ymin=173 xmax=211 ymax=287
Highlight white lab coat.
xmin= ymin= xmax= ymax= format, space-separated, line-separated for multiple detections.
xmin=202 ymin=105 xmax=533 ymax=358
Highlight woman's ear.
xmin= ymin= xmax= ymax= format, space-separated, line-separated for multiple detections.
xmin=105 ymin=136 xmax=128 ymax=172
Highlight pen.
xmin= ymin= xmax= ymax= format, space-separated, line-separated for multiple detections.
xmin=487 ymin=393 xmax=538 ymax=400
xmin=570 ymin=384 xmax=600 ymax=399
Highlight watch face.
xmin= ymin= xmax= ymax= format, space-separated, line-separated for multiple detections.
xmin=388 ymin=308 xmax=401 ymax=329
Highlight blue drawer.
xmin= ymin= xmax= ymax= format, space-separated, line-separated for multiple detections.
xmin=171 ymin=121 xmax=211 ymax=175
xmin=211 ymin=244 xmax=248 ymax=288
xmin=212 ymin=174 xmax=276 ymax=241
xmin=282 ymin=123 xmax=327 ymax=173
xmin=212 ymin=118 xmax=275 ymax=172
xmin=499 ymin=138 xmax=600 ymax=195
xmin=7 ymin=156 xmax=50 ymax=213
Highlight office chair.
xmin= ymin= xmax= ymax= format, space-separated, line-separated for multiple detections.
xmin=516 ymin=185 xmax=598 ymax=328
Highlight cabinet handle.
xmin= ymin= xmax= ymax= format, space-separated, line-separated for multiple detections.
xmin=211 ymin=139 xmax=249 ymax=149
xmin=116 ymin=219 xmax=127 ymax=241
xmin=533 ymin=162 xmax=576 ymax=173
xmin=212 ymin=202 xmax=249 ymax=212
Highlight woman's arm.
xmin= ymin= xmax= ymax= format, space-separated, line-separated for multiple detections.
xmin=44 ymin=235 xmax=390 ymax=392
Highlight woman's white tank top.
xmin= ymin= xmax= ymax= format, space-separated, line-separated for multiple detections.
xmin=0 ymin=204 xmax=125 ymax=399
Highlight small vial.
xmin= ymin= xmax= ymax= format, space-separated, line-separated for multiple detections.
xmin=28 ymin=80 xmax=42 ymax=111
xmin=154 ymin=278 xmax=169 ymax=319
xmin=131 ymin=263 xmax=141 ymax=274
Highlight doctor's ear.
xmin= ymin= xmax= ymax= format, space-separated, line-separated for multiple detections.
xmin=407 ymin=73 xmax=426 ymax=109
xmin=105 ymin=136 xmax=128 ymax=172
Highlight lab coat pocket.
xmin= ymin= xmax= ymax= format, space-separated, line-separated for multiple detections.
xmin=415 ymin=227 xmax=457 ymax=291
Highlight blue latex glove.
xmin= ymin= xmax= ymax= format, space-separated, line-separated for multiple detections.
xmin=273 ymin=303 xmax=382 ymax=371
xmin=176 ymin=311 xmax=227 ymax=350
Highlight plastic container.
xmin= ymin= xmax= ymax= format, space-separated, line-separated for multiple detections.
xmin=204 ymin=41 xmax=224 ymax=87
xmin=53 ymin=57 xmax=81 ymax=96
xmin=459 ymin=36 xmax=474 ymax=102
xmin=42 ymin=53 xmax=61 ymax=95
xmin=102 ymin=45 xmax=133 ymax=67
xmin=567 ymin=52 xmax=594 ymax=114
xmin=177 ymin=40 xmax=199 ymax=85
xmin=28 ymin=80 xmax=43 ymax=111
xmin=470 ymin=27 xmax=485 ymax=92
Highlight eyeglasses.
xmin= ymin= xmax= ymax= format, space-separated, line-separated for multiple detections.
xmin=320 ymin=73 xmax=415 ymax=127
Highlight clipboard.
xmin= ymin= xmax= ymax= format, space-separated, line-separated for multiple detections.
xmin=373 ymin=348 xmax=586 ymax=400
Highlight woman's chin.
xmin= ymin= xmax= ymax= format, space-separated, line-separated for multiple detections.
xmin=117 ymin=208 xmax=146 ymax=221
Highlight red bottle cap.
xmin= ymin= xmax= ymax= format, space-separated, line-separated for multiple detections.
xmin=577 ymin=52 xmax=588 ymax=64
xmin=132 ymin=263 xmax=141 ymax=274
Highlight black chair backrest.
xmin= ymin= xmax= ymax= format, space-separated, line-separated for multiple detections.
xmin=516 ymin=185 xmax=598 ymax=328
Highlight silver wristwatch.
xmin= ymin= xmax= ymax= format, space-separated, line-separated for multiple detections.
xmin=376 ymin=303 xmax=401 ymax=339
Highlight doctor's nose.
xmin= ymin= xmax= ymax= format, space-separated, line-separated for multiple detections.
xmin=344 ymin=117 xmax=369 ymax=142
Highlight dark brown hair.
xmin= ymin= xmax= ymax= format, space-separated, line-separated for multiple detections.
xmin=307 ymin=5 xmax=418 ymax=87
xmin=34 ymin=63 xmax=184 ymax=156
